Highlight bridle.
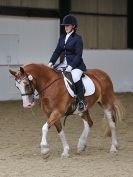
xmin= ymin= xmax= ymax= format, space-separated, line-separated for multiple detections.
xmin=15 ymin=75 xmax=34 ymax=97
xmin=16 ymin=74 xmax=62 ymax=97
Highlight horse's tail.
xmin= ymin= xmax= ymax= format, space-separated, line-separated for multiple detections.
xmin=104 ymin=96 xmax=125 ymax=137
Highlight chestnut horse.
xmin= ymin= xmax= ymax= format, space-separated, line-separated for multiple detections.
xmin=9 ymin=63 xmax=124 ymax=158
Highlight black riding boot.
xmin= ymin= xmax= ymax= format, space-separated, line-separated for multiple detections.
xmin=75 ymin=79 xmax=86 ymax=111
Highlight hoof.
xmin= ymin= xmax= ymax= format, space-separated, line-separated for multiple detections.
xmin=41 ymin=145 xmax=50 ymax=157
xmin=77 ymin=145 xmax=86 ymax=154
xmin=61 ymin=153 xmax=69 ymax=159
xmin=110 ymin=145 xmax=118 ymax=153
xmin=42 ymin=152 xmax=50 ymax=159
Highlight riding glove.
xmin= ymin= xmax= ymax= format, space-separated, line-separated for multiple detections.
xmin=48 ymin=62 xmax=54 ymax=68
xmin=65 ymin=65 xmax=72 ymax=72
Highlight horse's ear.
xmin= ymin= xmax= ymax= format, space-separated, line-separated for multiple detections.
xmin=9 ymin=69 xmax=16 ymax=76
xmin=20 ymin=67 xmax=25 ymax=74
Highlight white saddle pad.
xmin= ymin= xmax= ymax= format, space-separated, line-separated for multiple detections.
xmin=63 ymin=73 xmax=95 ymax=97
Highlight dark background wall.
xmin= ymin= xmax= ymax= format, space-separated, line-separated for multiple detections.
xmin=0 ymin=0 xmax=132 ymax=49
xmin=128 ymin=0 xmax=133 ymax=48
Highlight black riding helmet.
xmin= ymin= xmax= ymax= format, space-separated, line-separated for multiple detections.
xmin=61 ymin=15 xmax=78 ymax=27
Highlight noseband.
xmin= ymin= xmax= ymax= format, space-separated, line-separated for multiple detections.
xmin=16 ymin=76 xmax=34 ymax=97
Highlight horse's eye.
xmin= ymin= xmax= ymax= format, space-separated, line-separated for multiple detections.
xmin=23 ymin=80 xmax=29 ymax=84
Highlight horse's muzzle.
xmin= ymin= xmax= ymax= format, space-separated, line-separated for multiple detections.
xmin=23 ymin=102 xmax=35 ymax=108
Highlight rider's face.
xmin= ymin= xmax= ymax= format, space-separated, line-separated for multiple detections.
xmin=65 ymin=25 xmax=74 ymax=33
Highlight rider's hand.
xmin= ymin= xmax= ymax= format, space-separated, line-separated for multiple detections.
xmin=48 ymin=62 xmax=54 ymax=68
xmin=65 ymin=65 xmax=72 ymax=72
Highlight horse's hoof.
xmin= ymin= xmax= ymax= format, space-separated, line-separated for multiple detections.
xmin=77 ymin=145 xmax=86 ymax=154
xmin=76 ymin=150 xmax=81 ymax=155
xmin=61 ymin=153 xmax=69 ymax=159
xmin=77 ymin=149 xmax=84 ymax=154
xmin=41 ymin=146 xmax=50 ymax=157
xmin=110 ymin=145 xmax=118 ymax=153
xmin=42 ymin=152 xmax=50 ymax=159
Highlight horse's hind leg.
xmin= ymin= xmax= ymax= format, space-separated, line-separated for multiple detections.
xmin=54 ymin=120 xmax=70 ymax=158
xmin=104 ymin=106 xmax=118 ymax=153
xmin=77 ymin=111 xmax=93 ymax=154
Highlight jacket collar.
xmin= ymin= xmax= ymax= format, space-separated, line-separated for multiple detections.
xmin=65 ymin=32 xmax=76 ymax=44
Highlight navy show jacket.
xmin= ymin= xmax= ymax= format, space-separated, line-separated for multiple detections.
xmin=49 ymin=32 xmax=86 ymax=71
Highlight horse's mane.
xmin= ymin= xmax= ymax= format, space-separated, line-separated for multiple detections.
xmin=23 ymin=63 xmax=49 ymax=70
xmin=23 ymin=63 xmax=61 ymax=76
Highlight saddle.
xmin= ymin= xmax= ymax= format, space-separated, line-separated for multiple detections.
xmin=62 ymin=71 xmax=95 ymax=98
xmin=62 ymin=71 xmax=95 ymax=123
xmin=54 ymin=68 xmax=95 ymax=125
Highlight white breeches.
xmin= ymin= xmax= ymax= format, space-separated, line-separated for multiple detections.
xmin=71 ymin=69 xmax=83 ymax=83
xmin=56 ymin=64 xmax=83 ymax=83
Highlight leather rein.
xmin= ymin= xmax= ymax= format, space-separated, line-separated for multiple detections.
xmin=16 ymin=73 xmax=62 ymax=97
xmin=36 ymin=77 xmax=62 ymax=96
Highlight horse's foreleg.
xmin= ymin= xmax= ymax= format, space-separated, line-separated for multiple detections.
xmin=54 ymin=120 xmax=70 ymax=158
xmin=104 ymin=109 xmax=118 ymax=153
xmin=40 ymin=122 xmax=50 ymax=158
xmin=40 ymin=111 xmax=61 ymax=157
xmin=41 ymin=110 xmax=69 ymax=158
xmin=77 ymin=111 xmax=93 ymax=154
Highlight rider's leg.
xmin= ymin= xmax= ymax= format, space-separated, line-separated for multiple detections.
xmin=75 ymin=79 xmax=86 ymax=111
xmin=71 ymin=69 xmax=86 ymax=111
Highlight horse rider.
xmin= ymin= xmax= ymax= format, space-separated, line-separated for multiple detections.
xmin=48 ymin=14 xmax=87 ymax=111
